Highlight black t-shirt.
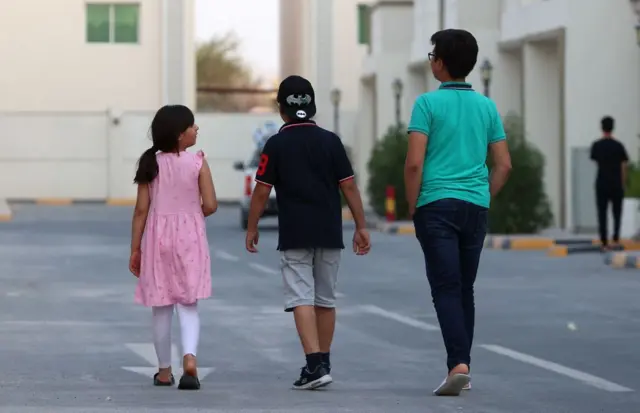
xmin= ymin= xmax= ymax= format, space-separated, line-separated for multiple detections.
xmin=254 ymin=121 xmax=354 ymax=251
xmin=590 ymin=137 xmax=628 ymax=189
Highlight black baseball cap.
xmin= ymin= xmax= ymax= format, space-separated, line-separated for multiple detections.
xmin=276 ymin=75 xmax=316 ymax=121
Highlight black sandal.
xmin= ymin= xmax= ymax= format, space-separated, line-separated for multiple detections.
xmin=178 ymin=374 xmax=200 ymax=390
xmin=153 ymin=372 xmax=175 ymax=386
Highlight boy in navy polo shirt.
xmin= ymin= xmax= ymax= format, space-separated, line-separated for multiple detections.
xmin=404 ymin=29 xmax=512 ymax=396
xmin=245 ymin=75 xmax=371 ymax=390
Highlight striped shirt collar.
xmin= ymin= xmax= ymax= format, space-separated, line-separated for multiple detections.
xmin=439 ymin=81 xmax=474 ymax=91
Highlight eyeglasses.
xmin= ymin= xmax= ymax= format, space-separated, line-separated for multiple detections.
xmin=428 ymin=52 xmax=436 ymax=61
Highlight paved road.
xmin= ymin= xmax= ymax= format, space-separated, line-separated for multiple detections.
xmin=1 ymin=203 xmax=640 ymax=412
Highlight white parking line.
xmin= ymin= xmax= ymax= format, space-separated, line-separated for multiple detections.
xmin=480 ymin=344 xmax=633 ymax=393
xmin=359 ymin=305 xmax=440 ymax=331
xmin=360 ymin=305 xmax=633 ymax=393
xmin=215 ymin=250 xmax=239 ymax=262
xmin=249 ymin=263 xmax=279 ymax=275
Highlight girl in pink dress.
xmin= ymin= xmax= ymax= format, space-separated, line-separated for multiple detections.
xmin=128 ymin=105 xmax=217 ymax=390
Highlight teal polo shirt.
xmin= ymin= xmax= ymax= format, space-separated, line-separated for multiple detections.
xmin=408 ymin=81 xmax=506 ymax=209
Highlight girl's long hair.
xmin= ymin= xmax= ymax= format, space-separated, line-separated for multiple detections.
xmin=133 ymin=105 xmax=195 ymax=184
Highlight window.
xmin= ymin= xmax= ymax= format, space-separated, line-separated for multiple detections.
xmin=357 ymin=4 xmax=371 ymax=45
xmin=86 ymin=3 xmax=139 ymax=43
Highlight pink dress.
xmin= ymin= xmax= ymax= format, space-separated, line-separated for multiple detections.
xmin=134 ymin=150 xmax=212 ymax=307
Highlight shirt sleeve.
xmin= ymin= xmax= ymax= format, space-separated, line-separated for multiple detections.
xmin=590 ymin=142 xmax=597 ymax=161
xmin=488 ymin=100 xmax=506 ymax=144
xmin=407 ymin=95 xmax=431 ymax=136
xmin=332 ymin=135 xmax=355 ymax=183
xmin=254 ymin=138 xmax=277 ymax=187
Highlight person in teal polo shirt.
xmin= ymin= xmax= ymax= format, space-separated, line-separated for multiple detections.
xmin=404 ymin=29 xmax=512 ymax=396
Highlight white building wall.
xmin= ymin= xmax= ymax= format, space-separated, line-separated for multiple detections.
xmin=562 ymin=0 xmax=639 ymax=230
xmin=0 ymin=0 xmax=194 ymax=112
xmin=383 ymin=0 xmax=640 ymax=230
xmin=331 ymin=0 xmax=368 ymax=112
xmin=279 ymin=0 xmax=367 ymax=148
xmin=523 ymin=40 xmax=562 ymax=226
xmin=0 ymin=112 xmax=282 ymax=202
xmin=500 ymin=0 xmax=569 ymax=44
xmin=371 ymin=5 xmax=414 ymax=133
xmin=495 ymin=0 xmax=640 ymax=230
xmin=354 ymin=2 xmax=413 ymax=207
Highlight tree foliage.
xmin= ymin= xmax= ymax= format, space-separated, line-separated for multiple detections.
xmin=196 ymin=32 xmax=273 ymax=112
xmin=487 ymin=113 xmax=553 ymax=233
xmin=625 ymin=162 xmax=640 ymax=198
xmin=366 ymin=123 xmax=409 ymax=219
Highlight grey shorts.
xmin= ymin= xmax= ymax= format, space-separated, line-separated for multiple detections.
xmin=280 ymin=248 xmax=341 ymax=312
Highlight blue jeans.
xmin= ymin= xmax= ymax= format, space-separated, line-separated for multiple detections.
xmin=413 ymin=198 xmax=488 ymax=372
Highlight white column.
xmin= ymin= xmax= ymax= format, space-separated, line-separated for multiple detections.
xmin=161 ymin=0 xmax=169 ymax=105
xmin=493 ymin=49 xmax=522 ymax=117
xmin=355 ymin=78 xmax=376 ymax=208
xmin=406 ymin=68 xmax=427 ymax=121
xmin=162 ymin=0 xmax=186 ymax=105
xmin=312 ymin=0 xmax=333 ymax=127
xmin=182 ymin=0 xmax=196 ymax=109
xmin=523 ymin=40 xmax=562 ymax=228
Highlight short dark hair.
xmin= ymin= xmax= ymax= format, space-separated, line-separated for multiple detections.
xmin=601 ymin=116 xmax=614 ymax=133
xmin=430 ymin=29 xmax=478 ymax=79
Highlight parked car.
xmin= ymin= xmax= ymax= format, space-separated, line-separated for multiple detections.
xmin=234 ymin=147 xmax=278 ymax=230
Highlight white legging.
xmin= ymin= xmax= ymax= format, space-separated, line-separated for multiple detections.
xmin=152 ymin=302 xmax=200 ymax=368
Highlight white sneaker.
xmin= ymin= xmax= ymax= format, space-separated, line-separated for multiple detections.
xmin=433 ymin=373 xmax=470 ymax=396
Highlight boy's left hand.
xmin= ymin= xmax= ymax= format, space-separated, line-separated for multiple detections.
xmin=129 ymin=250 xmax=141 ymax=277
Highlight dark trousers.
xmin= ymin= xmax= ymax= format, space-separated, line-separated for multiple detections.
xmin=413 ymin=198 xmax=488 ymax=372
xmin=596 ymin=185 xmax=623 ymax=246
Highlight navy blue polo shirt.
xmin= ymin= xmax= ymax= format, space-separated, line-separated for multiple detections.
xmin=255 ymin=120 xmax=355 ymax=250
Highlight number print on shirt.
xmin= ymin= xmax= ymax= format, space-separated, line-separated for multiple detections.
xmin=257 ymin=154 xmax=269 ymax=176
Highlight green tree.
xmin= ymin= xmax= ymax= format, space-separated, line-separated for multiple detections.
xmin=366 ymin=123 xmax=409 ymax=219
xmin=487 ymin=113 xmax=553 ymax=233
xmin=625 ymin=162 xmax=640 ymax=198
xmin=196 ymin=32 xmax=269 ymax=112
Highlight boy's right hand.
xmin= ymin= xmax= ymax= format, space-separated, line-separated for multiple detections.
xmin=353 ymin=229 xmax=371 ymax=255
xmin=246 ymin=230 xmax=260 ymax=253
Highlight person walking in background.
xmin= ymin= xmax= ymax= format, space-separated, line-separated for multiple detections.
xmin=590 ymin=116 xmax=629 ymax=251
xmin=404 ymin=29 xmax=512 ymax=396
xmin=129 ymin=105 xmax=218 ymax=390
xmin=245 ymin=75 xmax=371 ymax=390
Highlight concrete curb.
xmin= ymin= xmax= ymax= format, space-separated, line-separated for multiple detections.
xmin=483 ymin=235 xmax=640 ymax=254
xmin=483 ymin=236 xmax=555 ymax=250
xmin=605 ymin=252 xmax=640 ymax=269
xmin=0 ymin=199 xmax=12 ymax=221
xmin=547 ymin=240 xmax=640 ymax=257
xmin=547 ymin=244 xmax=603 ymax=257
xmin=377 ymin=222 xmax=415 ymax=235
